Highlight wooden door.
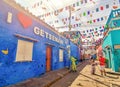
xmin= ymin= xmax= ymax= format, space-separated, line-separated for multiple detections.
xmin=46 ymin=46 xmax=52 ymax=72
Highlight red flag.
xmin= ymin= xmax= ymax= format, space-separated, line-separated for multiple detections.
xmin=93 ymin=20 xmax=96 ymax=23
xmin=100 ymin=6 xmax=104 ymax=10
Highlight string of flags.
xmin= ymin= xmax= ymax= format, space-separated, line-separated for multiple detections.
xmin=39 ymin=3 xmax=111 ymax=18
xmin=20 ymin=0 xmax=120 ymax=45
xmin=48 ymin=15 xmax=108 ymax=29
xmin=80 ymin=26 xmax=104 ymax=38
xmin=37 ymin=0 xmax=119 ymax=19
xmin=25 ymin=0 xmax=120 ymax=32
xmin=61 ymin=25 xmax=104 ymax=45
xmin=62 ymin=31 xmax=81 ymax=45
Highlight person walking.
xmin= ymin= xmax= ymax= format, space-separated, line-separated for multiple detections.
xmin=70 ymin=56 xmax=77 ymax=72
xmin=98 ymin=55 xmax=106 ymax=76
xmin=90 ymin=58 xmax=97 ymax=75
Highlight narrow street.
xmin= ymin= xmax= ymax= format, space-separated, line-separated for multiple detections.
xmin=7 ymin=60 xmax=120 ymax=87
xmin=1 ymin=0 xmax=120 ymax=87
xmin=49 ymin=61 xmax=88 ymax=87
xmin=7 ymin=61 xmax=88 ymax=87
xmin=70 ymin=62 xmax=120 ymax=87
xmin=50 ymin=60 xmax=120 ymax=87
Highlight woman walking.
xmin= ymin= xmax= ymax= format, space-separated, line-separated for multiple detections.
xmin=98 ymin=55 xmax=106 ymax=76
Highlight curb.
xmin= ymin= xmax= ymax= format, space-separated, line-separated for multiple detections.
xmin=43 ymin=61 xmax=86 ymax=87
xmin=44 ymin=70 xmax=71 ymax=87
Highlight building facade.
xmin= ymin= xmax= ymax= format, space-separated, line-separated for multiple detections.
xmin=102 ymin=8 xmax=120 ymax=72
xmin=0 ymin=0 xmax=81 ymax=86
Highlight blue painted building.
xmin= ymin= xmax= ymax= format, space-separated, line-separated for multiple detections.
xmin=0 ymin=0 xmax=81 ymax=86
xmin=102 ymin=8 xmax=120 ymax=72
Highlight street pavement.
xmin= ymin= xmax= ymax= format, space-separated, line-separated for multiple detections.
xmin=7 ymin=61 xmax=87 ymax=87
xmin=70 ymin=62 xmax=120 ymax=87
xmin=7 ymin=60 xmax=120 ymax=87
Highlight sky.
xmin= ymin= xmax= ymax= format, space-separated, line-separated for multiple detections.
xmin=14 ymin=0 xmax=120 ymax=42
xmin=14 ymin=0 xmax=120 ymax=30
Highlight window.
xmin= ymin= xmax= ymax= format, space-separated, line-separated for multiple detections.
xmin=16 ymin=40 xmax=33 ymax=62
xmin=59 ymin=49 xmax=64 ymax=62
xmin=7 ymin=12 xmax=12 ymax=23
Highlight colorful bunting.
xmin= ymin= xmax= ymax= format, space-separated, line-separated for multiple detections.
xmin=90 ymin=14 xmax=92 ymax=17
xmin=28 ymin=0 xmax=114 ymax=42
xmin=100 ymin=6 xmax=104 ymax=10
xmin=62 ymin=31 xmax=81 ymax=45
xmin=97 ymin=18 xmax=100 ymax=22
xmin=83 ymin=12 xmax=86 ymax=16
xmin=106 ymin=4 xmax=109 ymax=9
xmin=87 ymin=11 xmax=90 ymax=15
xmin=96 ymin=8 xmax=99 ymax=12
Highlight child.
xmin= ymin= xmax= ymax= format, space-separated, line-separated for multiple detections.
xmin=90 ymin=59 xmax=97 ymax=75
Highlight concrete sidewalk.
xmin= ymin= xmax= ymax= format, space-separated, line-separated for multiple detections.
xmin=7 ymin=61 xmax=86 ymax=87
xmin=70 ymin=64 xmax=120 ymax=87
xmin=7 ymin=68 xmax=70 ymax=87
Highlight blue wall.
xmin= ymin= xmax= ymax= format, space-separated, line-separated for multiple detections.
xmin=70 ymin=42 xmax=80 ymax=61
xmin=0 ymin=1 xmax=81 ymax=86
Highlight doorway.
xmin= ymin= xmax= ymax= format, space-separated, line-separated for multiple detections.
xmin=46 ymin=46 xmax=52 ymax=72
xmin=108 ymin=49 xmax=112 ymax=68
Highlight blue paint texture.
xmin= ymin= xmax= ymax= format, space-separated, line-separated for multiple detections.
xmin=0 ymin=0 xmax=81 ymax=86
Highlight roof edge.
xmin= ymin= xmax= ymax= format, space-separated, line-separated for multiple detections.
xmin=3 ymin=0 xmax=65 ymax=38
